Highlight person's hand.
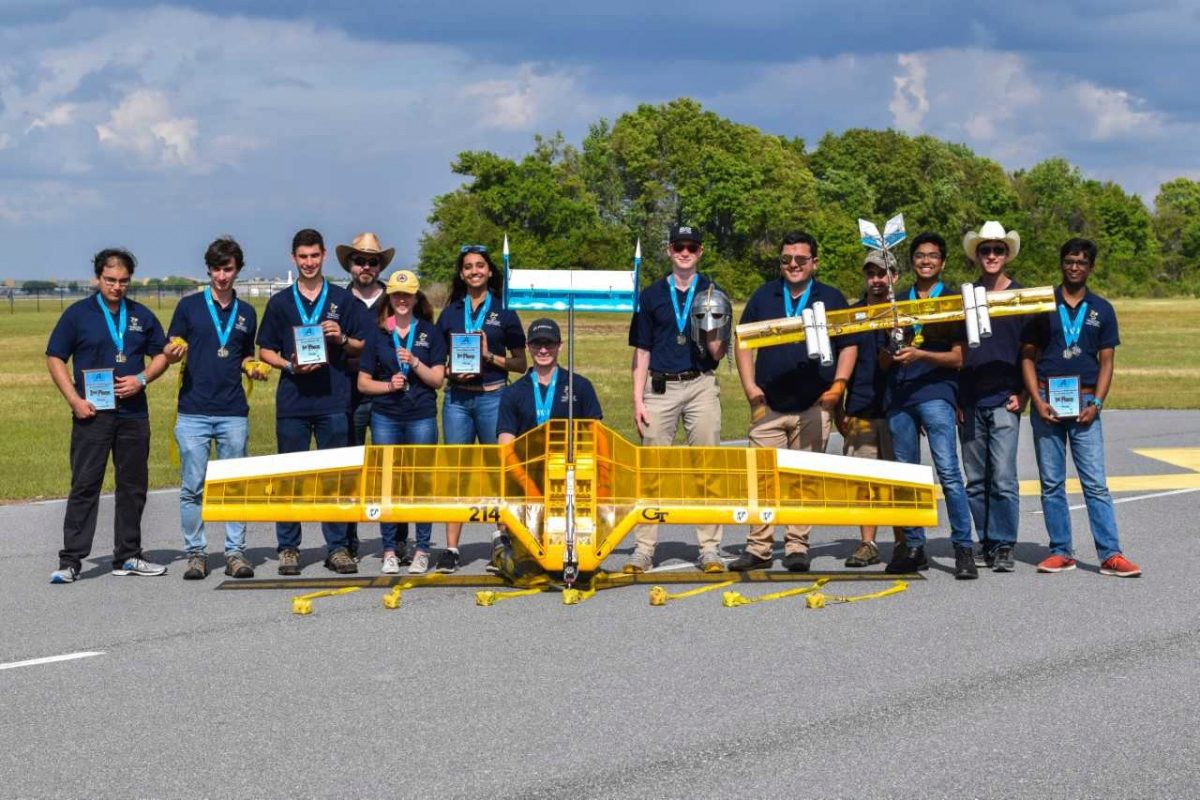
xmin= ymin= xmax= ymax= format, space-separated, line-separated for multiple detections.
xmin=320 ymin=320 xmax=343 ymax=341
xmin=243 ymin=361 xmax=271 ymax=381
xmin=291 ymin=355 xmax=322 ymax=375
xmin=956 ymin=406 xmax=965 ymax=425
xmin=396 ymin=347 xmax=417 ymax=367
xmin=1033 ymin=398 xmax=1058 ymax=425
xmin=891 ymin=346 xmax=923 ymax=365
xmin=70 ymin=396 xmax=97 ymax=420
xmin=1005 ymin=393 xmax=1022 ymax=413
xmin=834 ymin=411 xmax=850 ymax=438
xmin=1077 ymin=404 xmax=1098 ymax=425
xmin=634 ymin=401 xmax=652 ymax=437
xmin=164 ymin=338 xmax=188 ymax=363
xmin=113 ymin=375 xmax=143 ymax=398
xmin=747 ymin=393 xmax=768 ymax=423
xmin=389 ymin=374 xmax=408 ymax=392
xmin=818 ymin=379 xmax=846 ymax=411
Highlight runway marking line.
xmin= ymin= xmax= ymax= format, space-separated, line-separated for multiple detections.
xmin=0 ymin=651 xmax=105 ymax=672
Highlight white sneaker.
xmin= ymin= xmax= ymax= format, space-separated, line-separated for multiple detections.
xmin=50 ymin=566 xmax=79 ymax=584
xmin=381 ymin=554 xmax=401 ymax=575
xmin=112 ymin=558 xmax=167 ymax=577
xmin=407 ymin=551 xmax=430 ymax=575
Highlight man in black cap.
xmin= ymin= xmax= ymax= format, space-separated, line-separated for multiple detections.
xmin=497 ymin=318 xmax=602 ymax=441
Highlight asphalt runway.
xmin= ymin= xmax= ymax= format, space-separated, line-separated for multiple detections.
xmin=2 ymin=410 xmax=1198 ymax=799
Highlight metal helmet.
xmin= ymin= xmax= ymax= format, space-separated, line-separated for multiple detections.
xmin=689 ymin=284 xmax=732 ymax=351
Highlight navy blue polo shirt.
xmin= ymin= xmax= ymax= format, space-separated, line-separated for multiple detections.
xmin=256 ymin=280 xmax=368 ymax=419
xmin=46 ymin=294 xmax=166 ymax=419
xmin=959 ymin=278 xmax=1032 ymax=408
xmin=497 ymin=368 xmax=603 ymax=438
xmin=1022 ymin=286 xmax=1119 ymax=387
xmin=436 ymin=293 xmax=525 ymax=387
xmin=358 ymin=318 xmax=446 ymax=422
xmin=739 ymin=278 xmax=849 ymax=412
xmin=844 ymin=297 xmax=889 ymax=419
xmin=167 ymin=290 xmax=257 ymax=417
xmin=628 ymin=274 xmax=721 ymax=374
xmin=883 ymin=286 xmax=965 ymax=410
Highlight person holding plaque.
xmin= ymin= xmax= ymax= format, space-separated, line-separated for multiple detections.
xmin=624 ymin=224 xmax=729 ymax=574
xmin=256 ymin=229 xmax=368 ymax=576
xmin=731 ymin=231 xmax=857 ymax=573
xmin=880 ymin=232 xmax=978 ymax=579
xmin=434 ymin=245 xmax=526 ymax=573
xmin=1020 ymin=238 xmax=1141 ymax=577
xmin=163 ymin=237 xmax=262 ymax=581
xmin=46 ymin=248 xmax=170 ymax=583
xmin=357 ymin=270 xmax=446 ymax=576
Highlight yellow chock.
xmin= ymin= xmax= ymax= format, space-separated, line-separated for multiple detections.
xmin=475 ymin=587 xmax=544 ymax=606
xmin=722 ymin=578 xmax=829 ymax=608
xmin=291 ymin=587 xmax=360 ymax=615
xmin=649 ymin=580 xmax=735 ymax=606
xmin=383 ymin=582 xmax=419 ymax=610
xmin=562 ymin=587 xmax=597 ymax=605
xmin=805 ymin=581 xmax=908 ymax=609
xmin=168 ymin=336 xmax=189 ymax=352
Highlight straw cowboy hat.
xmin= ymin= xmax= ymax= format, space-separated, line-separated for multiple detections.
xmin=963 ymin=221 xmax=1020 ymax=263
xmin=336 ymin=232 xmax=395 ymax=272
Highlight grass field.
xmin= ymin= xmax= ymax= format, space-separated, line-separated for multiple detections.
xmin=1 ymin=295 xmax=1197 ymax=501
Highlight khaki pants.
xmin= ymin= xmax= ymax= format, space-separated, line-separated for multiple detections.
xmin=744 ymin=403 xmax=830 ymax=558
xmin=842 ymin=416 xmax=894 ymax=460
xmin=633 ymin=372 xmax=723 ymax=554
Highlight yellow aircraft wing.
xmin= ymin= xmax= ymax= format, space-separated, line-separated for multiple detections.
xmin=736 ymin=286 xmax=1055 ymax=350
xmin=203 ymin=420 xmax=937 ymax=575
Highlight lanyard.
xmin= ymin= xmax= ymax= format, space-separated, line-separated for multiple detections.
xmin=1058 ymin=301 xmax=1089 ymax=349
xmin=668 ymin=275 xmax=698 ymax=335
xmin=204 ymin=289 xmax=239 ymax=352
xmin=531 ymin=368 xmax=559 ymax=425
xmin=96 ymin=294 xmax=127 ymax=359
xmin=291 ymin=280 xmax=328 ymax=326
xmin=465 ymin=293 xmax=492 ymax=333
xmin=908 ymin=281 xmax=944 ymax=339
xmin=782 ymin=279 xmax=813 ymax=318
xmin=390 ymin=321 xmax=418 ymax=377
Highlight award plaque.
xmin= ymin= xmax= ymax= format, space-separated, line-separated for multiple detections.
xmin=293 ymin=325 xmax=328 ymax=367
xmin=450 ymin=332 xmax=483 ymax=374
xmin=1047 ymin=375 xmax=1081 ymax=419
xmin=83 ymin=369 xmax=116 ymax=411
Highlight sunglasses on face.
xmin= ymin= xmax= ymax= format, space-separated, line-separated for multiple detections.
xmin=351 ymin=256 xmax=380 ymax=268
xmin=779 ymin=255 xmax=814 ymax=267
xmin=529 ymin=341 xmax=559 ymax=351
xmin=460 ymin=245 xmax=489 ymax=254
xmin=978 ymin=245 xmax=1008 ymax=257
xmin=671 ymin=242 xmax=700 ymax=254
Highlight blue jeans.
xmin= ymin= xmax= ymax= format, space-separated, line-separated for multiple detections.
xmin=443 ymin=387 xmax=501 ymax=445
xmin=176 ymin=414 xmax=249 ymax=555
xmin=959 ymin=404 xmax=1020 ymax=549
xmin=275 ymin=414 xmax=350 ymax=554
xmin=1030 ymin=404 xmax=1122 ymax=560
xmin=888 ymin=399 xmax=975 ymax=548
xmin=371 ymin=412 xmax=439 ymax=552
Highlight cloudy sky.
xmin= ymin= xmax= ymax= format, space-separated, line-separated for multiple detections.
xmin=1 ymin=1 xmax=1196 ymax=280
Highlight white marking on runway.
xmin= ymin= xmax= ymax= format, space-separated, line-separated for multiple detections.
xmin=1033 ymin=487 xmax=1200 ymax=514
xmin=648 ymin=559 xmax=731 ymax=573
xmin=0 ymin=651 xmax=105 ymax=672
xmin=31 ymin=488 xmax=176 ymax=506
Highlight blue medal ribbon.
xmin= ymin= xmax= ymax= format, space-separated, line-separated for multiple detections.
xmin=1058 ymin=300 xmax=1089 ymax=351
xmin=464 ymin=293 xmax=492 ymax=334
xmin=531 ymin=368 xmax=559 ymax=426
xmin=291 ymin=279 xmax=328 ymax=326
xmin=390 ymin=322 xmax=418 ymax=378
xmin=782 ymin=279 xmax=813 ymax=318
xmin=668 ymin=275 xmax=698 ymax=338
xmin=95 ymin=293 xmax=127 ymax=360
xmin=907 ymin=281 xmax=944 ymax=340
xmin=204 ymin=289 xmax=239 ymax=355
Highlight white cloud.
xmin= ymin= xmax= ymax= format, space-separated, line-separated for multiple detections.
xmin=889 ymin=53 xmax=929 ymax=132
xmin=95 ymin=90 xmax=198 ymax=166
xmin=1076 ymin=83 xmax=1162 ymax=140
xmin=26 ymin=102 xmax=77 ymax=133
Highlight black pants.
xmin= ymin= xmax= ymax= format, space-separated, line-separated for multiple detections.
xmin=59 ymin=414 xmax=150 ymax=570
xmin=344 ymin=397 xmax=373 ymax=551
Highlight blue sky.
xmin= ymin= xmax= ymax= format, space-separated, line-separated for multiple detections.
xmin=1 ymin=1 xmax=1197 ymax=281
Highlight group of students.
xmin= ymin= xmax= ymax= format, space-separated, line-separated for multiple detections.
xmin=44 ymin=220 xmax=1139 ymax=584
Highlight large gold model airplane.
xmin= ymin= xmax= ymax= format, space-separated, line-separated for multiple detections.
xmin=203 ymin=419 xmax=937 ymax=581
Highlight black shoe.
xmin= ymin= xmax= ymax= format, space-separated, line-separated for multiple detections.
xmin=886 ymin=546 xmax=928 ymax=574
xmin=728 ymin=551 xmax=773 ymax=572
xmin=781 ymin=552 xmax=811 ymax=573
xmin=954 ymin=545 xmax=979 ymax=580
xmin=435 ymin=549 xmax=460 ymax=574
xmin=991 ymin=545 xmax=1015 ymax=573
xmin=347 ymin=542 xmax=360 ymax=563
xmin=397 ymin=546 xmax=413 ymax=567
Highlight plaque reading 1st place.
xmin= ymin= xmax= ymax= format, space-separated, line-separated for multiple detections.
xmin=83 ymin=368 xmax=116 ymax=411
xmin=450 ymin=332 xmax=483 ymax=374
xmin=1047 ymin=375 xmax=1081 ymax=419
xmin=293 ymin=325 xmax=328 ymax=366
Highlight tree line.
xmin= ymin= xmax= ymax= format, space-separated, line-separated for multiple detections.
xmin=417 ymin=98 xmax=1199 ymax=300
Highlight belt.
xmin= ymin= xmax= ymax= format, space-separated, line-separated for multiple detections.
xmin=651 ymin=369 xmax=708 ymax=382
xmin=451 ymin=380 xmax=506 ymax=393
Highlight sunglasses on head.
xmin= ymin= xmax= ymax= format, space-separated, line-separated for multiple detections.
xmin=351 ymin=256 xmax=380 ymax=268
xmin=460 ymin=245 xmax=489 ymax=255
xmin=978 ymin=245 xmax=1008 ymax=257
xmin=671 ymin=242 xmax=700 ymax=254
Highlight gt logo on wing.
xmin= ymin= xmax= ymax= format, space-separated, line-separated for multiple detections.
xmin=640 ymin=507 xmax=669 ymax=522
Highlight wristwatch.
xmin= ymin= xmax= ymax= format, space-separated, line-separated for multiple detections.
xmin=1088 ymin=397 xmax=1104 ymax=410
xmin=338 ymin=333 xmax=348 ymax=346
xmin=136 ymin=372 xmax=147 ymax=387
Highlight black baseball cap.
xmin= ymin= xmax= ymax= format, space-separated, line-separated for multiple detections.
xmin=526 ymin=318 xmax=561 ymax=344
xmin=669 ymin=224 xmax=702 ymax=245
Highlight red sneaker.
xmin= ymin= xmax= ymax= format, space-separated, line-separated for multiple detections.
xmin=1037 ymin=555 xmax=1077 ymax=573
xmin=1100 ymin=554 xmax=1142 ymax=577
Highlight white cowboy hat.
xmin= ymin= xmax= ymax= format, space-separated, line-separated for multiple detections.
xmin=336 ymin=232 xmax=396 ymax=272
xmin=963 ymin=221 xmax=1020 ymax=263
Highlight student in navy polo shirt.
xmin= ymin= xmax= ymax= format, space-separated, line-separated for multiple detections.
xmin=731 ymin=231 xmax=857 ymax=572
xmin=357 ymin=270 xmax=446 ymax=577
xmin=1020 ymin=238 xmax=1141 ymax=578
xmin=256 ymin=228 xmax=368 ymax=576
xmin=881 ymin=232 xmax=978 ymax=579
xmin=435 ymin=245 xmax=526 ymax=574
xmin=958 ymin=221 xmax=1029 ymax=574
xmin=625 ymin=224 xmax=729 ymax=574
xmin=163 ymin=237 xmax=264 ymax=581
xmin=46 ymin=248 xmax=170 ymax=583
xmin=837 ymin=249 xmax=904 ymax=568
xmin=497 ymin=318 xmax=603 ymax=440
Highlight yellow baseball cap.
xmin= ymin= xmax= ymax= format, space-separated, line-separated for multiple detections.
xmin=385 ymin=270 xmax=420 ymax=294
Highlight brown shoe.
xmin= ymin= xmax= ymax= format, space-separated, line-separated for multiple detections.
xmin=324 ymin=547 xmax=358 ymax=574
xmin=278 ymin=548 xmax=301 ymax=576
xmin=845 ymin=541 xmax=881 ymax=568
xmin=182 ymin=554 xmax=208 ymax=580
xmin=224 ymin=553 xmax=255 ymax=579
